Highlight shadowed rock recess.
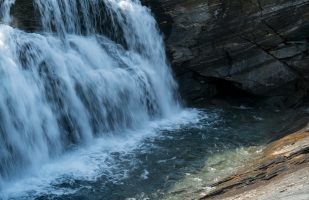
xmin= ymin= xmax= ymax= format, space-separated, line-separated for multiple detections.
xmin=142 ymin=0 xmax=309 ymax=106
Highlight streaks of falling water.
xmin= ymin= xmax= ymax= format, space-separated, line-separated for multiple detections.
xmin=0 ymin=0 xmax=180 ymax=183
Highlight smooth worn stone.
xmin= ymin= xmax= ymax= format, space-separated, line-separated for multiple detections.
xmin=196 ymin=125 xmax=309 ymax=200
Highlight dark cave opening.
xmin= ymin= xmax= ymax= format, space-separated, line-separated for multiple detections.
xmin=212 ymin=78 xmax=255 ymax=99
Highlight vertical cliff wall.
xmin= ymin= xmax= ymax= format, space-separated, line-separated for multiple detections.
xmin=144 ymin=0 xmax=309 ymax=106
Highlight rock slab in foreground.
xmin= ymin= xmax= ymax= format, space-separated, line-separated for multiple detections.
xmin=219 ymin=167 xmax=309 ymax=200
xmin=199 ymin=124 xmax=309 ymax=199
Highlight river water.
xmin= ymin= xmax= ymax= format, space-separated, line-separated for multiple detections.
xmin=0 ymin=0 xmax=301 ymax=199
xmin=1 ymin=106 xmax=299 ymax=199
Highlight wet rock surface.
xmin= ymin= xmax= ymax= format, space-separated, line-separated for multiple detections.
xmin=143 ymin=0 xmax=309 ymax=106
xmin=10 ymin=0 xmax=38 ymax=32
xmin=188 ymin=121 xmax=309 ymax=200
xmin=219 ymin=166 xmax=309 ymax=200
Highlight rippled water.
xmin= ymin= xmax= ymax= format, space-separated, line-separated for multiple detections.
xmin=1 ymin=106 xmax=300 ymax=200
xmin=0 ymin=1 xmax=304 ymax=199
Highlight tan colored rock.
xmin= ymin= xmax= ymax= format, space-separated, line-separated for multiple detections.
xmin=198 ymin=126 xmax=309 ymax=199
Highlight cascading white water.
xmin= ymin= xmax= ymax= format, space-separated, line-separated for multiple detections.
xmin=0 ymin=0 xmax=180 ymax=184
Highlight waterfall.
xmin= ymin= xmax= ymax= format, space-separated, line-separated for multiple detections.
xmin=0 ymin=0 xmax=179 ymax=184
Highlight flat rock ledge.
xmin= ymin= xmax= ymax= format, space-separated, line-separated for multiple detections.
xmin=173 ymin=121 xmax=309 ymax=200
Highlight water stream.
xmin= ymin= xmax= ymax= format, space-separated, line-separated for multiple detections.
xmin=0 ymin=1 xmax=302 ymax=200
xmin=0 ymin=0 xmax=179 ymax=185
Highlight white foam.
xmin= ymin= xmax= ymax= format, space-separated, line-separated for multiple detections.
xmin=1 ymin=109 xmax=203 ymax=199
xmin=0 ymin=0 xmax=180 ymax=184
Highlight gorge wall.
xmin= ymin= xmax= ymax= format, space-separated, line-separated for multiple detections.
xmin=143 ymin=0 xmax=309 ymax=107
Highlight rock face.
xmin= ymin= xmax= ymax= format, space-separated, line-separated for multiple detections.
xmin=10 ymin=0 xmax=38 ymax=32
xmin=143 ymin=0 xmax=309 ymax=106
xmin=201 ymin=124 xmax=309 ymax=199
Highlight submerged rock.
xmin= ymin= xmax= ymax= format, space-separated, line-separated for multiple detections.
xmin=143 ymin=0 xmax=309 ymax=106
